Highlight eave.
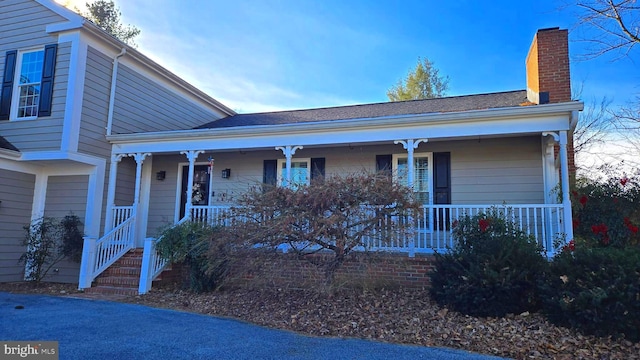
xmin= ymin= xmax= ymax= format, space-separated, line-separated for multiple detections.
xmin=109 ymin=102 xmax=583 ymax=143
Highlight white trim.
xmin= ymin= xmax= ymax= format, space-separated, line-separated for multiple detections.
xmin=9 ymin=48 xmax=45 ymax=122
xmin=30 ymin=173 xmax=48 ymax=222
xmin=137 ymin=155 xmax=153 ymax=246
xmin=0 ymin=149 xmax=24 ymax=160
xmin=106 ymin=48 xmax=127 ymax=136
xmin=108 ymin=102 xmax=584 ymax=145
xmin=60 ymin=32 xmax=88 ymax=153
xmin=84 ymin=165 xmax=105 ymax=239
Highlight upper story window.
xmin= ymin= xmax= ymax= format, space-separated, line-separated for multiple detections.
xmin=14 ymin=50 xmax=44 ymax=119
xmin=0 ymin=44 xmax=57 ymax=121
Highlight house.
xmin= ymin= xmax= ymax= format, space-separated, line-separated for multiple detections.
xmin=0 ymin=0 xmax=582 ymax=294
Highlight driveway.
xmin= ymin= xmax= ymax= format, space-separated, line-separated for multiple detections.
xmin=1 ymin=292 xmax=505 ymax=360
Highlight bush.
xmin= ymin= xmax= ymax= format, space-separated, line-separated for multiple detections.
xmin=429 ymin=210 xmax=547 ymax=317
xmin=571 ymin=172 xmax=640 ymax=248
xmin=19 ymin=214 xmax=84 ymax=282
xmin=538 ymin=246 xmax=640 ymax=341
xmin=155 ymin=221 xmax=227 ymax=293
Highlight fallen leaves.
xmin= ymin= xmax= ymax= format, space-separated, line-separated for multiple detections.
xmin=2 ymin=283 xmax=639 ymax=359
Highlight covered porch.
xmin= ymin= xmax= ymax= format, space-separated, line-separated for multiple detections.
xmin=77 ymin=102 xmax=580 ymax=293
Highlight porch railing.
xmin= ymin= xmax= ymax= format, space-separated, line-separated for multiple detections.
xmin=112 ymin=205 xmax=134 ymax=229
xmin=139 ymin=216 xmax=189 ymax=294
xmin=184 ymin=203 xmax=567 ymax=256
xmin=78 ymin=214 xmax=136 ymax=288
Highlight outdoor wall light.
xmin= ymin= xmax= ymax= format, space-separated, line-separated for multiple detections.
xmin=156 ymin=171 xmax=166 ymax=181
xmin=221 ymin=169 xmax=231 ymax=179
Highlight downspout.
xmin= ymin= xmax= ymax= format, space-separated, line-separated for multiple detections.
xmin=106 ymin=48 xmax=127 ymax=136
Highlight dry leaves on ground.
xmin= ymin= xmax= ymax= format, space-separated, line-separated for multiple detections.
xmin=2 ymin=282 xmax=639 ymax=359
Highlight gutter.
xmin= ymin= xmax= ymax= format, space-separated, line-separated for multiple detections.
xmin=106 ymin=48 xmax=127 ymax=136
xmin=0 ymin=148 xmax=21 ymax=159
xmin=108 ymin=101 xmax=585 ymax=144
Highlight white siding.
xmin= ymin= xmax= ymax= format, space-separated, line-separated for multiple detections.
xmin=0 ymin=0 xmax=68 ymax=151
xmin=42 ymin=175 xmax=88 ymax=283
xmin=0 ymin=168 xmax=35 ymax=282
xmin=110 ymin=64 xmax=220 ymax=134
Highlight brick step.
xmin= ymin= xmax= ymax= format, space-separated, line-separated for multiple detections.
xmin=94 ymin=276 xmax=139 ymax=287
xmin=84 ymin=286 xmax=138 ymax=296
xmin=102 ymin=266 xmax=141 ymax=277
xmin=113 ymin=258 xmax=143 ymax=267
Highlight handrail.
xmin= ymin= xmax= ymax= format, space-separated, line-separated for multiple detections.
xmin=91 ymin=215 xmax=136 ymax=280
xmin=139 ymin=215 xmax=189 ymax=294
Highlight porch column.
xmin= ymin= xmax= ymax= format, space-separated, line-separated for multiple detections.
xmin=275 ymin=145 xmax=303 ymax=187
xmin=558 ymin=131 xmax=574 ymax=243
xmin=127 ymin=152 xmax=150 ymax=249
xmin=543 ymin=131 xmax=574 ymax=252
xmin=104 ymin=153 xmax=125 ymax=233
xmin=394 ymin=139 xmax=428 ymax=188
xmin=180 ymin=150 xmax=205 ymax=219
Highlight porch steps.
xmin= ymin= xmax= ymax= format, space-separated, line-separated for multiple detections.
xmin=84 ymin=249 xmax=146 ymax=296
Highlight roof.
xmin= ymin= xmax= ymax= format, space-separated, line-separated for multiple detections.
xmin=0 ymin=136 xmax=18 ymax=152
xmin=197 ymin=90 xmax=530 ymax=129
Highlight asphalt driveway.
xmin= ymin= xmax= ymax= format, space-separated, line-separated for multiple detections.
xmin=1 ymin=292 xmax=506 ymax=360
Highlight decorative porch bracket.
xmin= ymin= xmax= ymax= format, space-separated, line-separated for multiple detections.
xmin=394 ymin=139 xmax=428 ymax=189
xmin=275 ymin=145 xmax=303 ymax=187
xmin=104 ymin=153 xmax=126 ymax=233
xmin=543 ymin=131 xmax=573 ymax=254
xmin=180 ymin=150 xmax=205 ymax=219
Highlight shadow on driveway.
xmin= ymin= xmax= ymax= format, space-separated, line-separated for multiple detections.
xmin=1 ymin=292 xmax=506 ymax=360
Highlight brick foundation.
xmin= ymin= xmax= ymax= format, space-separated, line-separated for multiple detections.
xmin=156 ymin=251 xmax=437 ymax=290
xmin=224 ymin=251 xmax=437 ymax=290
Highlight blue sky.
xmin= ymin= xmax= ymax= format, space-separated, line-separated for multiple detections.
xmin=58 ymin=0 xmax=639 ymax=114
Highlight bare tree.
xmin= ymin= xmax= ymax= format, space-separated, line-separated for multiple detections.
xmin=219 ymin=172 xmax=420 ymax=284
xmin=575 ymin=0 xmax=640 ymax=59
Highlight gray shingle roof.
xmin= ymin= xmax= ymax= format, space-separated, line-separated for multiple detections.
xmin=0 ymin=135 xmax=18 ymax=152
xmin=197 ymin=90 xmax=529 ymax=129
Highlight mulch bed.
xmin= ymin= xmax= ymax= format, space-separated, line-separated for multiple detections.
xmin=2 ymin=282 xmax=639 ymax=359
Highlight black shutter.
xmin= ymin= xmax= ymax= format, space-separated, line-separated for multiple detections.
xmin=433 ymin=152 xmax=451 ymax=204
xmin=0 ymin=50 xmax=17 ymax=120
xmin=263 ymin=159 xmax=277 ymax=188
xmin=376 ymin=154 xmax=392 ymax=176
xmin=38 ymin=44 xmax=57 ymax=117
xmin=310 ymin=157 xmax=325 ymax=182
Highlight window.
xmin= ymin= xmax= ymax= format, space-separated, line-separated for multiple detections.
xmin=13 ymin=50 xmax=44 ymax=119
xmin=278 ymin=158 xmax=310 ymax=189
xmin=0 ymin=44 xmax=57 ymax=121
xmin=393 ymin=153 xmax=433 ymax=204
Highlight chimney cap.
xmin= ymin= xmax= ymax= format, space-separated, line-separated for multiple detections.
xmin=537 ymin=27 xmax=561 ymax=32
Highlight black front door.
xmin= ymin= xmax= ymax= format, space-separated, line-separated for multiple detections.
xmin=179 ymin=165 xmax=210 ymax=219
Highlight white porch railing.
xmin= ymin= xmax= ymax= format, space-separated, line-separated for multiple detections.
xmin=139 ymin=216 xmax=190 ymax=294
xmin=112 ymin=205 xmax=134 ymax=229
xmin=187 ymin=204 xmax=566 ymax=255
xmin=78 ymin=214 xmax=136 ymax=289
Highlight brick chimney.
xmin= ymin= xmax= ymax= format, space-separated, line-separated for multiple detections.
xmin=526 ymin=27 xmax=571 ymax=104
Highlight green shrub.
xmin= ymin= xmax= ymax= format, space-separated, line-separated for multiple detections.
xmin=429 ymin=210 xmax=547 ymax=317
xmin=538 ymin=246 xmax=640 ymax=341
xmin=19 ymin=214 xmax=84 ymax=282
xmin=155 ymin=221 xmax=226 ymax=293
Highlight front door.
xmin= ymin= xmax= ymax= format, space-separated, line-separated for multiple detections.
xmin=179 ymin=165 xmax=211 ymax=219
